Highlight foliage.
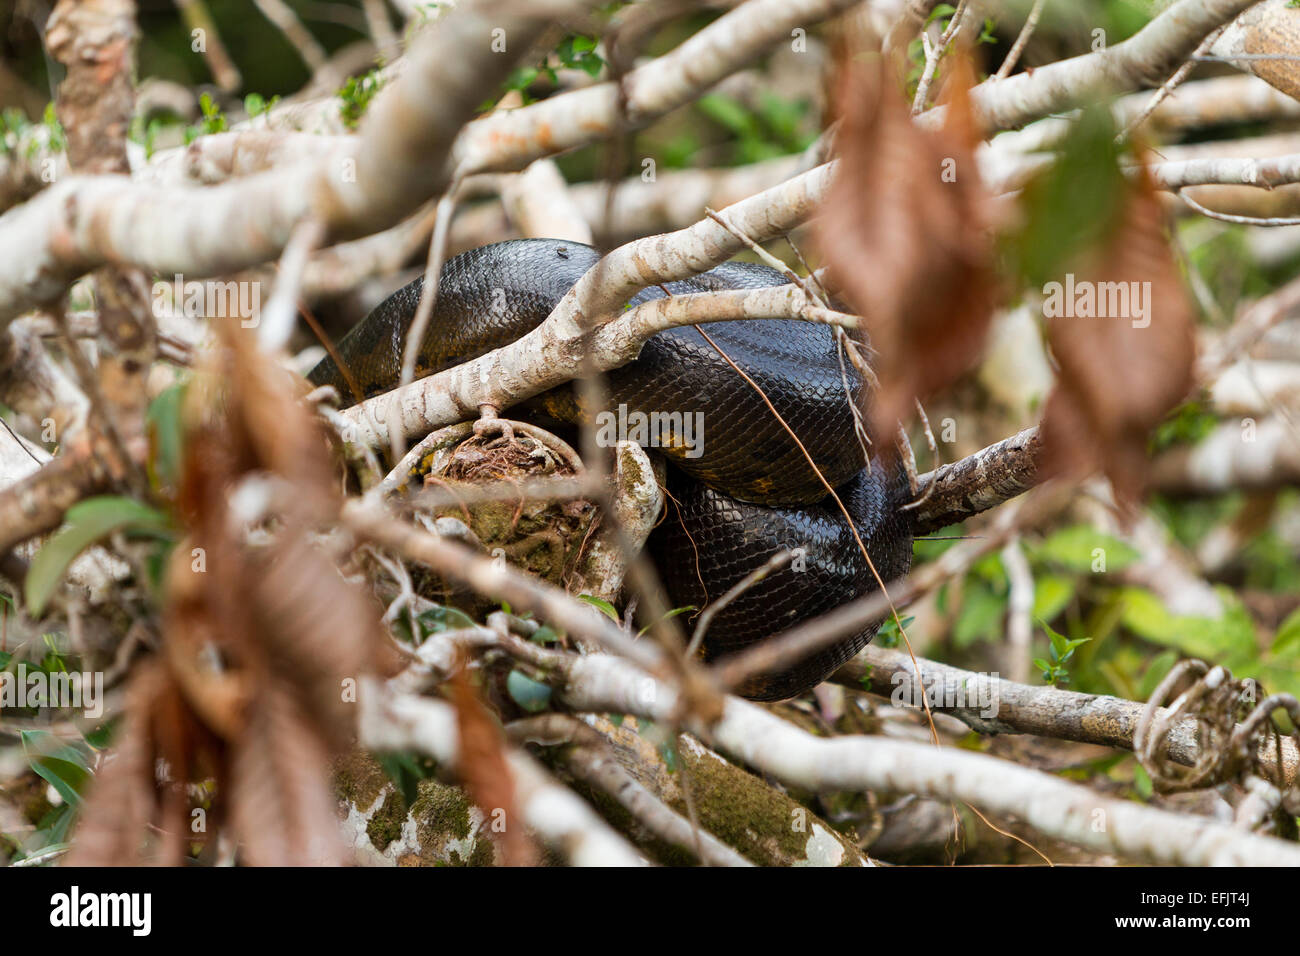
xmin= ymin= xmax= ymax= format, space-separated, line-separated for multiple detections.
xmin=24 ymin=497 xmax=174 ymax=616
xmin=338 ymin=68 xmax=386 ymax=130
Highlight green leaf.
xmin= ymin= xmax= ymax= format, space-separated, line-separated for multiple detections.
xmin=506 ymin=670 xmax=552 ymax=713
xmin=21 ymin=732 xmax=90 ymax=807
xmin=337 ymin=69 xmax=385 ymax=129
xmin=1032 ymin=574 xmax=1076 ymax=622
xmin=195 ymin=92 xmax=227 ymax=135
xmin=697 ymin=93 xmax=760 ymax=139
xmin=876 ymin=614 xmax=915 ymax=650
xmin=26 ymin=497 xmax=173 ymax=616
xmin=1137 ymin=649 xmax=1179 ymax=700
xmin=82 ymin=718 xmax=118 ymax=751
xmin=1132 ymin=763 xmax=1153 ymax=801
xmin=1117 ymin=586 xmax=1256 ymax=664
xmin=29 ymin=756 xmax=88 ymax=807
xmin=1008 ymin=103 xmax=1127 ymax=289
xmin=577 ymin=594 xmax=619 ymax=622
xmin=1150 ymin=400 xmax=1218 ymax=452
xmin=971 ymin=552 xmax=1008 ymax=590
xmin=1047 ymin=624 xmax=1068 ymax=659
xmin=377 ymin=752 xmax=429 ymax=807
xmin=530 ymin=625 xmax=561 ymax=645
xmin=661 ymin=742 xmax=679 ymax=773
xmin=415 ymin=604 xmax=479 ymax=637
xmin=146 ymin=381 xmax=187 ymax=491
xmin=638 ymin=604 xmax=696 ymax=637
xmin=1035 ymin=525 xmax=1140 ymax=573
xmin=925 ymin=3 xmax=957 ymax=26
xmin=953 ymin=582 xmax=1005 ymax=648
xmin=1273 ymin=607 xmax=1300 ymax=658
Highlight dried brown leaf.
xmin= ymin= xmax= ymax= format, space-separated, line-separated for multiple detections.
xmin=817 ymin=48 xmax=998 ymax=442
xmin=449 ymin=667 xmax=537 ymax=866
xmin=1039 ymin=159 xmax=1197 ymax=505
xmin=67 ymin=660 xmax=224 ymax=866
xmin=227 ymin=678 xmax=344 ymax=866
xmin=73 ymin=322 xmax=382 ymax=865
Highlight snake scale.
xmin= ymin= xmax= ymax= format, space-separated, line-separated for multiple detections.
xmin=309 ymin=239 xmax=913 ymax=700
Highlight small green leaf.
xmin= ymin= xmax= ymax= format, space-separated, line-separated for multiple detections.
xmin=638 ymin=604 xmax=696 ymax=637
xmin=29 ymin=756 xmax=88 ymax=807
xmin=577 ymin=594 xmax=619 ymax=622
xmin=876 ymin=614 xmax=915 ymax=649
xmin=21 ymin=733 xmax=90 ymax=807
xmin=1132 ymin=763 xmax=1153 ymax=800
xmin=506 ymin=670 xmax=552 ymax=713
xmin=26 ymin=497 xmax=173 ymax=616
xmin=377 ymin=752 xmax=429 ymax=807
xmin=415 ymin=604 xmax=478 ymax=637
xmin=530 ymin=625 xmax=561 ymax=645
xmin=146 ymin=381 xmax=187 ymax=491
xmin=659 ymin=740 xmax=679 ymax=773
xmin=83 ymin=719 xmax=118 ymax=751
xmin=925 ymin=3 xmax=957 ymax=26
xmin=337 ymin=69 xmax=385 ymax=129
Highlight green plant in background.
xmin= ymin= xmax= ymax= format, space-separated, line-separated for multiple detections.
xmin=2 ymin=721 xmax=114 ymax=863
xmin=495 ymin=34 xmax=605 ymax=108
xmin=556 ymin=34 xmax=604 ymax=78
xmin=904 ymin=5 xmax=1000 ymax=97
xmin=876 ymin=614 xmax=915 ymax=649
xmin=243 ymin=92 xmax=280 ymax=120
xmin=129 ymin=114 xmax=173 ymax=159
xmin=338 ymin=69 xmax=386 ymax=130
xmin=184 ymin=92 xmax=227 ymax=144
xmin=1150 ymin=399 xmax=1219 ymax=452
xmin=1008 ymin=103 xmax=1128 ymax=290
xmin=577 ymin=593 xmax=619 ymax=621
xmin=1034 ymin=623 xmax=1091 ymax=686
xmin=695 ymin=91 xmax=819 ymax=165
xmin=41 ymin=103 xmax=66 ymax=154
xmin=0 ymin=107 xmax=30 ymax=153
xmin=917 ymin=508 xmax=1300 ymax=702
xmin=24 ymin=496 xmax=175 ymax=617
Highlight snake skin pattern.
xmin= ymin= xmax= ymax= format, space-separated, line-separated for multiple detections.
xmin=309 ymin=239 xmax=914 ymax=699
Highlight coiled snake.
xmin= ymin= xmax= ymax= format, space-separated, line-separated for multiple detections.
xmin=310 ymin=239 xmax=913 ymax=700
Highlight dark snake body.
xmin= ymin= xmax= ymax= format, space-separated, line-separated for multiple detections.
xmin=309 ymin=239 xmax=913 ymax=700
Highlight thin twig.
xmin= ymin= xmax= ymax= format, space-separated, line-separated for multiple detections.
xmin=993 ymin=0 xmax=1045 ymax=80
